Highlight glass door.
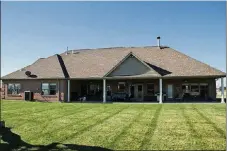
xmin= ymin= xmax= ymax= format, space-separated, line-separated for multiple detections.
xmin=136 ymin=84 xmax=143 ymax=101
xmin=167 ymin=84 xmax=173 ymax=98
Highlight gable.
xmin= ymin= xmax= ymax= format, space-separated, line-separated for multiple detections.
xmin=107 ymin=54 xmax=157 ymax=77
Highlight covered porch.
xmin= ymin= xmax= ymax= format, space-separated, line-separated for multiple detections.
xmin=66 ymin=77 xmax=225 ymax=103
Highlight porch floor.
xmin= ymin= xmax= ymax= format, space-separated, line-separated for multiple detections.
xmin=68 ymin=98 xmax=223 ymax=103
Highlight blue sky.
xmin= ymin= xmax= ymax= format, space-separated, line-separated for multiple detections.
xmin=1 ymin=1 xmax=226 ymax=85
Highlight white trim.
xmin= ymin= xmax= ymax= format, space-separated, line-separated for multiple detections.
xmin=159 ymin=78 xmax=162 ymax=103
xmin=103 ymin=79 xmax=106 ymax=103
xmin=67 ymin=80 xmax=70 ymax=102
xmin=221 ymin=78 xmax=225 ymax=103
xmin=2 ymin=75 xmax=225 ymax=81
xmin=103 ymin=52 xmax=161 ymax=77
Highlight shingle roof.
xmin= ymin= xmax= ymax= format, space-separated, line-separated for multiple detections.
xmin=2 ymin=46 xmax=225 ymax=79
xmin=1 ymin=55 xmax=65 ymax=79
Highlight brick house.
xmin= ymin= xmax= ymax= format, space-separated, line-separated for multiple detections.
xmin=1 ymin=38 xmax=226 ymax=103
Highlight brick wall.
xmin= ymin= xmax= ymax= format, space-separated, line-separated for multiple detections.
xmin=2 ymin=79 xmax=67 ymax=102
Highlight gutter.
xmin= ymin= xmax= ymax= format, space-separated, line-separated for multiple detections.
xmin=1 ymin=75 xmax=225 ymax=81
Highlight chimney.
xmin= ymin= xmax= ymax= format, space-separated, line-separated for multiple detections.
xmin=157 ymin=36 xmax=161 ymax=48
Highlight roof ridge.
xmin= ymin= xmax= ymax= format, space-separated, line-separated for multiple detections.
xmin=65 ymin=45 xmax=166 ymax=53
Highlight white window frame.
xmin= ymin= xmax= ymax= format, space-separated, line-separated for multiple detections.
xmin=8 ymin=83 xmax=21 ymax=95
xmin=41 ymin=83 xmax=57 ymax=95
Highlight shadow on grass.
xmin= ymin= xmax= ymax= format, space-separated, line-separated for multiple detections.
xmin=0 ymin=127 xmax=112 ymax=151
xmin=108 ymin=110 xmax=143 ymax=148
xmin=192 ymin=105 xmax=226 ymax=139
xmin=58 ymin=106 xmax=130 ymax=142
xmin=180 ymin=106 xmax=201 ymax=138
xmin=139 ymin=105 xmax=162 ymax=149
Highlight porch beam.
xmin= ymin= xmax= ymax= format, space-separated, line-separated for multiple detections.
xmin=67 ymin=80 xmax=70 ymax=102
xmin=103 ymin=79 xmax=106 ymax=103
xmin=159 ymin=78 xmax=162 ymax=103
xmin=221 ymin=77 xmax=225 ymax=103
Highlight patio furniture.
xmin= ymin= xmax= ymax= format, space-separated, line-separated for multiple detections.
xmin=155 ymin=92 xmax=166 ymax=102
xmin=111 ymin=92 xmax=129 ymax=102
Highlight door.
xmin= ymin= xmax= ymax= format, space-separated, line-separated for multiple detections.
xmin=135 ymin=84 xmax=143 ymax=101
xmin=137 ymin=84 xmax=143 ymax=101
xmin=130 ymin=84 xmax=143 ymax=101
xmin=167 ymin=84 xmax=173 ymax=99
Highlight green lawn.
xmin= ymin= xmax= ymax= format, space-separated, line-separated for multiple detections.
xmin=217 ymin=91 xmax=226 ymax=98
xmin=1 ymin=100 xmax=226 ymax=150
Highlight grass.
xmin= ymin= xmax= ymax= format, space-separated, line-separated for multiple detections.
xmin=1 ymin=100 xmax=226 ymax=150
xmin=217 ymin=91 xmax=226 ymax=98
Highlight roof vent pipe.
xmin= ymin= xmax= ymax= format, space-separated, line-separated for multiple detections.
xmin=157 ymin=36 xmax=161 ymax=48
xmin=66 ymin=46 xmax=68 ymax=55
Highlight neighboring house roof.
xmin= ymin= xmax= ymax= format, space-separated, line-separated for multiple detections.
xmin=1 ymin=46 xmax=225 ymax=80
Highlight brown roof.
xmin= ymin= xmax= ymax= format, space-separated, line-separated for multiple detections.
xmin=1 ymin=46 xmax=225 ymax=79
xmin=1 ymin=55 xmax=66 ymax=79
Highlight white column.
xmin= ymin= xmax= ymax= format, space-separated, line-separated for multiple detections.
xmin=159 ymin=78 xmax=162 ymax=103
xmin=221 ymin=77 xmax=225 ymax=103
xmin=67 ymin=80 xmax=70 ymax=102
xmin=103 ymin=79 xmax=106 ymax=103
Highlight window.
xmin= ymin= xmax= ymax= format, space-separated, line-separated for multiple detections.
xmin=8 ymin=83 xmax=21 ymax=94
xmin=41 ymin=83 xmax=57 ymax=95
xmin=182 ymin=84 xmax=190 ymax=93
xmin=147 ymin=83 xmax=154 ymax=95
xmin=191 ymin=84 xmax=199 ymax=93
xmin=89 ymin=84 xmax=101 ymax=95
xmin=118 ymin=82 xmax=126 ymax=92
xmin=181 ymin=83 xmax=209 ymax=98
xmin=49 ymin=83 xmax=57 ymax=95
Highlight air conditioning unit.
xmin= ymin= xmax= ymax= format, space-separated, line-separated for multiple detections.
xmin=24 ymin=91 xmax=34 ymax=101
